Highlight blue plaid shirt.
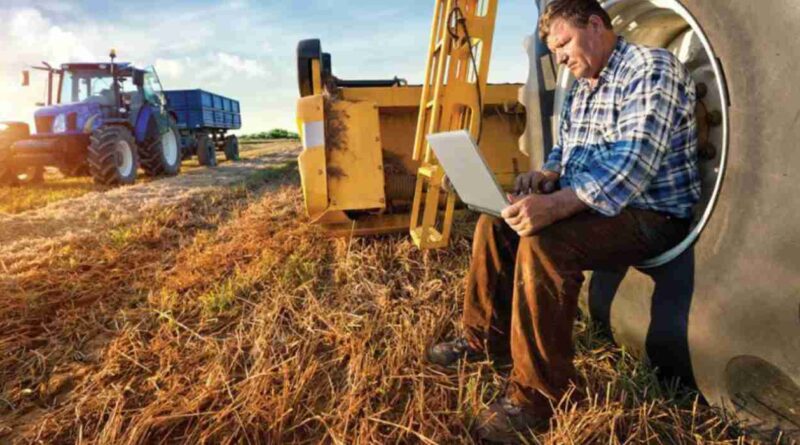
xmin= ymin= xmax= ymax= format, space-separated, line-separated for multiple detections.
xmin=543 ymin=37 xmax=701 ymax=218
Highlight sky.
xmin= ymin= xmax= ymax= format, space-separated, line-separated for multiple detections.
xmin=0 ymin=0 xmax=539 ymax=134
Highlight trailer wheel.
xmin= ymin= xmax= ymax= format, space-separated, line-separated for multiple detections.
xmin=575 ymin=0 xmax=800 ymax=440
xmin=224 ymin=135 xmax=239 ymax=161
xmin=197 ymin=133 xmax=218 ymax=167
xmin=88 ymin=126 xmax=139 ymax=186
xmin=140 ymin=117 xmax=181 ymax=177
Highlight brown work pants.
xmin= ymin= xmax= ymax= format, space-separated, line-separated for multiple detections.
xmin=463 ymin=209 xmax=689 ymax=416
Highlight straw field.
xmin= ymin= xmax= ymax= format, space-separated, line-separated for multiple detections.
xmin=0 ymin=146 xmax=769 ymax=444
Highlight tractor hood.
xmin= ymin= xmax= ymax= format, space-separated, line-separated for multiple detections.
xmin=33 ymin=102 xmax=104 ymax=136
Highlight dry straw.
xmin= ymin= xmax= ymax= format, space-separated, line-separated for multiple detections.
xmin=0 ymin=166 xmax=765 ymax=444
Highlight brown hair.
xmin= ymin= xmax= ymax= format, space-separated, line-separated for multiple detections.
xmin=539 ymin=0 xmax=614 ymax=42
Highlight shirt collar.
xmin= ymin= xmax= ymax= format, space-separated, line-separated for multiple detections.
xmin=577 ymin=36 xmax=627 ymax=90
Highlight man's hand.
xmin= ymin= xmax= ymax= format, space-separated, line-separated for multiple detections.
xmin=502 ymin=194 xmax=561 ymax=237
xmin=514 ymin=170 xmax=560 ymax=196
xmin=501 ymin=188 xmax=589 ymax=237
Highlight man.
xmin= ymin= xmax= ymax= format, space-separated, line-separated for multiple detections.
xmin=426 ymin=0 xmax=701 ymax=442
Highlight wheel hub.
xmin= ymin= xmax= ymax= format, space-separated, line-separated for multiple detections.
xmin=114 ymin=140 xmax=134 ymax=176
xmin=161 ymin=129 xmax=179 ymax=165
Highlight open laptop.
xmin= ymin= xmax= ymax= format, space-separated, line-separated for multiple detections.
xmin=426 ymin=130 xmax=509 ymax=217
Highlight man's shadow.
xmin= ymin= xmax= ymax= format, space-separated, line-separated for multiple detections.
xmin=588 ymin=247 xmax=697 ymax=388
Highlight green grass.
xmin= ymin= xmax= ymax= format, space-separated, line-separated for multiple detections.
xmin=199 ymin=278 xmax=238 ymax=316
xmin=108 ymin=227 xmax=136 ymax=249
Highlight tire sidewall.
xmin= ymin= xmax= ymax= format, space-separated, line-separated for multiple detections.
xmin=592 ymin=1 xmax=800 ymax=438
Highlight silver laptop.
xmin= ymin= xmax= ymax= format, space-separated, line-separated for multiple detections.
xmin=426 ymin=130 xmax=509 ymax=217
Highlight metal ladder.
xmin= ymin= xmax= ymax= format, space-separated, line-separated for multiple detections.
xmin=410 ymin=0 xmax=498 ymax=249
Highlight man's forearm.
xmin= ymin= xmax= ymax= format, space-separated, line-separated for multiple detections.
xmin=502 ymin=185 xmax=590 ymax=236
xmin=549 ymin=187 xmax=589 ymax=222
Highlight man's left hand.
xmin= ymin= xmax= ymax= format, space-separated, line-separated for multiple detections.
xmin=501 ymin=193 xmax=561 ymax=237
xmin=501 ymin=188 xmax=590 ymax=237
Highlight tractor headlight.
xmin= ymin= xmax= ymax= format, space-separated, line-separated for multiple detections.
xmin=52 ymin=113 xmax=67 ymax=133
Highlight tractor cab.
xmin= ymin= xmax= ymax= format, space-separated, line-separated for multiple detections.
xmin=29 ymin=62 xmax=166 ymax=137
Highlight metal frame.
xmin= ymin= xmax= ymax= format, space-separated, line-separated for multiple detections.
xmin=410 ymin=0 xmax=498 ymax=249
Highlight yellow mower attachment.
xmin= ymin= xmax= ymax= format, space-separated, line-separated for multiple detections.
xmin=295 ymin=38 xmax=527 ymax=240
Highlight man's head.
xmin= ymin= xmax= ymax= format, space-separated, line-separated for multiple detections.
xmin=539 ymin=0 xmax=617 ymax=80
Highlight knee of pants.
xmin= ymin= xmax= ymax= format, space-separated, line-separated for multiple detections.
xmin=475 ymin=214 xmax=502 ymax=233
xmin=473 ymin=214 xmax=503 ymax=243
xmin=517 ymin=231 xmax=563 ymax=265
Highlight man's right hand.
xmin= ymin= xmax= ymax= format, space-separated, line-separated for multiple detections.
xmin=513 ymin=170 xmax=560 ymax=196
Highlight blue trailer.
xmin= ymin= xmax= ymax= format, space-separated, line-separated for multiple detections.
xmin=164 ymin=89 xmax=241 ymax=166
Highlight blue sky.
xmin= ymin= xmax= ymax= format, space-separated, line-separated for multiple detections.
xmin=1 ymin=0 xmax=539 ymax=133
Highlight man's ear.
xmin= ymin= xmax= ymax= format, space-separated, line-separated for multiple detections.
xmin=588 ymin=14 xmax=605 ymax=32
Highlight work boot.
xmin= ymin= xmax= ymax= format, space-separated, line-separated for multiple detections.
xmin=474 ymin=397 xmax=549 ymax=443
xmin=426 ymin=337 xmax=484 ymax=368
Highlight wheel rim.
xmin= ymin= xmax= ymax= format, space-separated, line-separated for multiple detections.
xmin=553 ymin=0 xmax=730 ymax=268
xmin=161 ymin=129 xmax=179 ymax=166
xmin=115 ymin=140 xmax=134 ymax=177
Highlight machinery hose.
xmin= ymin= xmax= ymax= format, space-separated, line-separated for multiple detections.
xmin=446 ymin=4 xmax=484 ymax=144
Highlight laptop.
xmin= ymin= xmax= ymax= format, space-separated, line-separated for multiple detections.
xmin=426 ymin=130 xmax=509 ymax=217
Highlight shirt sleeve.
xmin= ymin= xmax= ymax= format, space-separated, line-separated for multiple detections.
xmin=571 ymin=62 xmax=685 ymax=216
xmin=542 ymin=145 xmax=563 ymax=173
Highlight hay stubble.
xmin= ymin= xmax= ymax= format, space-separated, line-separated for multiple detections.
xmin=0 ymin=164 xmax=762 ymax=444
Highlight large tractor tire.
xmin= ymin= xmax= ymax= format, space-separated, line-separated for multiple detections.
xmin=196 ymin=133 xmax=218 ymax=167
xmin=547 ymin=0 xmax=800 ymax=440
xmin=87 ymin=126 xmax=139 ymax=186
xmin=140 ymin=117 xmax=181 ymax=177
xmin=223 ymin=135 xmax=240 ymax=161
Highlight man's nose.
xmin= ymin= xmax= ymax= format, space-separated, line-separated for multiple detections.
xmin=557 ymin=52 xmax=569 ymax=65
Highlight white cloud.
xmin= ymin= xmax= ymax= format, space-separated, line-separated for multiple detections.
xmin=8 ymin=9 xmax=94 ymax=64
xmin=154 ymin=57 xmax=188 ymax=80
xmin=0 ymin=6 xmax=293 ymax=132
xmin=0 ymin=8 xmax=97 ymax=124
xmin=216 ymin=52 xmax=268 ymax=78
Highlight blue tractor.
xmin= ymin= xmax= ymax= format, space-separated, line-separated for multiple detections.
xmin=0 ymin=50 xmax=181 ymax=186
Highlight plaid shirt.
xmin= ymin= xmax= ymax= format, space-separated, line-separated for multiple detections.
xmin=543 ymin=37 xmax=701 ymax=218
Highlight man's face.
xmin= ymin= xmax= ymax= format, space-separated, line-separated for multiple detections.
xmin=547 ymin=16 xmax=608 ymax=79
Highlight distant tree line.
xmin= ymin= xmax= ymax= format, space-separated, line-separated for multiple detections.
xmin=240 ymin=128 xmax=300 ymax=140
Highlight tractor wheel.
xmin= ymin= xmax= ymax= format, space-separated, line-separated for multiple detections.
xmin=568 ymin=0 xmax=800 ymax=440
xmin=140 ymin=117 xmax=181 ymax=177
xmin=223 ymin=135 xmax=240 ymax=161
xmin=196 ymin=134 xmax=217 ymax=167
xmin=88 ymin=126 xmax=139 ymax=186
